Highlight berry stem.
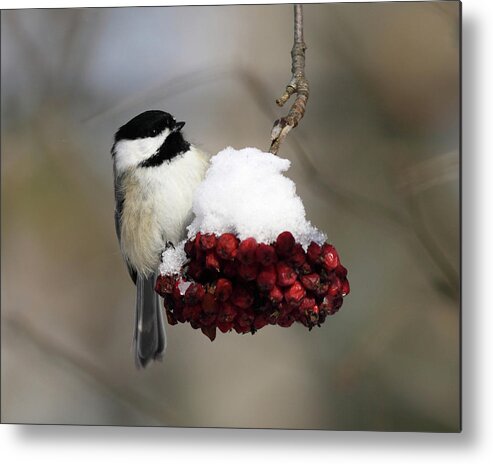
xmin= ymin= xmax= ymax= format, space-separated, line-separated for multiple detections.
xmin=269 ymin=4 xmax=309 ymax=155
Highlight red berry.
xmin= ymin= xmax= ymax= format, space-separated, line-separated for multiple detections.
xmin=269 ymin=285 xmax=283 ymax=306
xmin=194 ymin=233 xmax=205 ymax=260
xmin=215 ymin=278 xmax=233 ymax=302
xmin=217 ymin=301 xmax=237 ymax=323
xmin=165 ymin=308 xmax=178 ymax=325
xmin=292 ymin=309 xmax=303 ymax=322
xmin=183 ymin=304 xmax=202 ymax=321
xmin=277 ymin=314 xmax=295 ymax=328
xmin=170 ymin=283 xmax=184 ymax=310
xmin=276 ymin=231 xmax=295 ymax=256
xmin=173 ymin=282 xmax=183 ymax=298
xmin=299 ymin=262 xmax=313 ymax=275
xmin=335 ymin=264 xmax=348 ymax=278
xmin=321 ymin=244 xmax=340 ymax=271
xmin=200 ymin=312 xmax=217 ymax=327
xmin=307 ymin=242 xmax=322 ymax=264
xmin=155 ymin=274 xmax=176 ymax=296
xmin=223 ymin=261 xmax=238 ymax=278
xmin=184 ymin=283 xmax=205 ymax=305
xmin=237 ymin=237 xmax=258 ymax=265
xmin=322 ymin=294 xmax=344 ymax=315
xmin=300 ymin=297 xmax=316 ymax=312
xmin=235 ymin=308 xmax=255 ymax=332
xmin=187 ymin=260 xmax=203 ymax=281
xmin=297 ymin=313 xmax=310 ymax=327
xmin=276 ymin=261 xmax=297 ymax=287
xmin=267 ymin=311 xmax=279 ymax=325
xmin=257 ymin=265 xmax=277 ymax=291
xmin=332 ymin=296 xmax=343 ymax=311
xmin=173 ymin=305 xmax=185 ymax=323
xmin=300 ymin=273 xmax=320 ymax=291
xmin=171 ymin=281 xmax=183 ymax=304
xmin=279 ymin=302 xmax=293 ymax=318
xmin=237 ymin=307 xmax=255 ymax=322
xmin=184 ymin=238 xmax=195 ymax=258
xmin=202 ymin=292 xmax=218 ymax=314
xmin=328 ymin=276 xmax=342 ymax=297
xmin=201 ymin=325 xmax=217 ymax=342
xmin=234 ymin=322 xmax=251 ymax=334
xmin=253 ymin=313 xmax=269 ymax=330
xmin=299 ymin=297 xmax=319 ymax=323
xmin=319 ymin=296 xmax=334 ymax=313
xmin=217 ymin=320 xmax=234 ymax=333
xmin=159 ymin=234 xmax=347 ymax=334
xmin=238 ymin=262 xmax=259 ymax=281
xmin=205 ymin=251 xmax=221 ymax=271
xmin=315 ymin=281 xmax=329 ymax=298
xmin=284 ymin=281 xmax=306 ymax=307
xmin=200 ymin=233 xmax=217 ymax=251
xmin=217 ymin=233 xmax=239 ymax=260
xmin=341 ymin=278 xmax=350 ymax=296
xmin=255 ymin=244 xmax=277 ymax=266
xmin=231 ymin=285 xmax=254 ymax=309
xmin=256 ymin=300 xmax=273 ymax=313
xmin=308 ymin=305 xmax=320 ymax=324
xmin=289 ymin=243 xmax=306 ymax=267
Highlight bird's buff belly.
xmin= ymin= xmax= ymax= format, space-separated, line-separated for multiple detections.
xmin=120 ymin=186 xmax=190 ymax=277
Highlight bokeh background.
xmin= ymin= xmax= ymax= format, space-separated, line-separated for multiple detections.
xmin=1 ymin=2 xmax=460 ymax=431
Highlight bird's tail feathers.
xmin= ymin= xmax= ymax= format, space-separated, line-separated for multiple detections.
xmin=134 ymin=272 xmax=166 ymax=368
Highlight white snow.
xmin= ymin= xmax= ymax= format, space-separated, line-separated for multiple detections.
xmin=177 ymin=279 xmax=192 ymax=295
xmin=160 ymin=147 xmax=326 ymax=276
xmin=159 ymin=240 xmax=187 ymax=276
xmin=190 ymin=147 xmax=326 ymax=247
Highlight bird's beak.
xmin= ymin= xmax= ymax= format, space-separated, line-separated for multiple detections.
xmin=173 ymin=121 xmax=185 ymax=132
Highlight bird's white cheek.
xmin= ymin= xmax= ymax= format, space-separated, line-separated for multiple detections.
xmin=113 ymin=130 xmax=170 ymax=172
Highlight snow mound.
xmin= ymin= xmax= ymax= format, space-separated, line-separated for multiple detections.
xmin=189 ymin=146 xmax=325 ymax=247
xmin=160 ymin=146 xmax=326 ymax=275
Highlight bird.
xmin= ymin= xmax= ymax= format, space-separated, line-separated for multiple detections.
xmin=111 ymin=110 xmax=210 ymax=368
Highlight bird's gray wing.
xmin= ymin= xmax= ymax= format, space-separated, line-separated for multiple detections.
xmin=114 ymin=168 xmax=137 ymax=285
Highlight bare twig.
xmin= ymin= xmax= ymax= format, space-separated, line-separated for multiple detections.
xmin=270 ymin=4 xmax=309 ymax=154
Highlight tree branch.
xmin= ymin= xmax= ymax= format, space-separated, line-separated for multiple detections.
xmin=270 ymin=4 xmax=310 ymax=155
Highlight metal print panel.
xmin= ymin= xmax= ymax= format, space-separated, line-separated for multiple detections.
xmin=1 ymin=2 xmax=460 ymax=431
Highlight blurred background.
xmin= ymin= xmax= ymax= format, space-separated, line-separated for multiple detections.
xmin=1 ymin=2 xmax=460 ymax=431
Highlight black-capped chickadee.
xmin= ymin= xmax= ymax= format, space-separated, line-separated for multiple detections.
xmin=112 ymin=110 xmax=210 ymax=368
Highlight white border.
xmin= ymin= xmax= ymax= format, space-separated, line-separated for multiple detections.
xmin=2 ymin=0 xmax=493 ymax=463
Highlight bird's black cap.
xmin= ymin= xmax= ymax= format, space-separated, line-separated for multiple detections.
xmin=114 ymin=110 xmax=185 ymax=141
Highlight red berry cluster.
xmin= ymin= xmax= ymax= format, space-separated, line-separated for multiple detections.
xmin=155 ymin=231 xmax=349 ymax=341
